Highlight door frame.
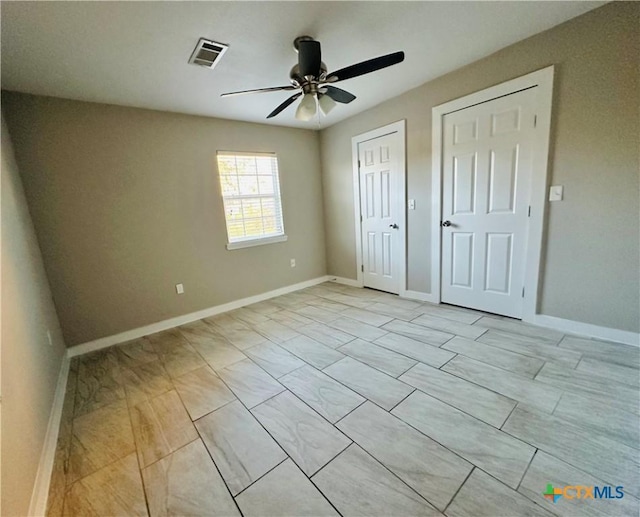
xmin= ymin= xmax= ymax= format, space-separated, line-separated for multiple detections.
xmin=352 ymin=120 xmax=407 ymax=295
xmin=431 ymin=66 xmax=554 ymax=321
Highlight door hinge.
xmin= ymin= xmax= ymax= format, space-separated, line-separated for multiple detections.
xmin=522 ymin=287 xmax=525 ymax=298
xmin=361 ymin=265 xmax=364 ymax=273
xmin=533 ymin=115 xmax=537 ymax=128
xmin=360 ymin=214 xmax=363 ymax=222
xmin=528 ymin=205 xmax=531 ymax=217
xmin=358 ymin=159 xmax=361 ymax=169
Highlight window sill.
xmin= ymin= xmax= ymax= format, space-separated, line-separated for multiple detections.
xmin=226 ymin=234 xmax=288 ymax=250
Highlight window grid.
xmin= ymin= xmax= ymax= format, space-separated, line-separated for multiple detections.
xmin=216 ymin=152 xmax=285 ymax=244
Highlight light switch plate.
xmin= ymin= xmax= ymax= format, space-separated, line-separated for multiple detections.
xmin=549 ymin=185 xmax=563 ymax=201
xmin=408 ymin=199 xmax=416 ymax=210
xmin=176 ymin=283 xmax=184 ymax=294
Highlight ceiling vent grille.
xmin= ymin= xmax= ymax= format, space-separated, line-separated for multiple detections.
xmin=189 ymin=38 xmax=229 ymax=69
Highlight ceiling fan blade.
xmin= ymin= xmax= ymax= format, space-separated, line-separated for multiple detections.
xmin=327 ymin=51 xmax=405 ymax=82
xmin=266 ymin=92 xmax=303 ymax=119
xmin=324 ymin=85 xmax=356 ymax=104
xmin=298 ymin=40 xmax=321 ymax=77
xmin=221 ymin=86 xmax=296 ymax=98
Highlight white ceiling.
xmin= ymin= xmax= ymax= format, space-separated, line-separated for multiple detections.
xmin=1 ymin=1 xmax=603 ymax=129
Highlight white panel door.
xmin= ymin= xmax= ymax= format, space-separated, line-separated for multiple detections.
xmin=441 ymin=88 xmax=536 ymax=317
xmin=359 ymin=132 xmax=401 ymax=294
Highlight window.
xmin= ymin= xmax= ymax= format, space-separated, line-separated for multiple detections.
xmin=216 ymin=152 xmax=287 ymax=250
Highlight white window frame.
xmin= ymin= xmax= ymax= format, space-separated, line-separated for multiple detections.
xmin=216 ymin=151 xmax=287 ymax=250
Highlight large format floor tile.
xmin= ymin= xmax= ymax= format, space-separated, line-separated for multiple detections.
xmin=342 ymin=307 xmax=394 ymax=327
xmin=253 ymin=319 xmax=301 ymax=343
xmin=477 ymin=330 xmax=582 ymax=367
xmin=244 ymin=341 xmax=305 ymax=378
xmin=67 ymin=400 xmax=136 ymax=484
xmin=280 ymin=365 xmax=365 ymax=423
xmin=196 ymin=400 xmax=287 ymax=495
xmin=374 ymin=332 xmax=455 ymax=367
xmin=50 ymin=283 xmax=639 ymax=516
xmin=219 ymin=327 xmax=268 ymax=350
xmin=337 ymin=402 xmax=472 ymax=511
xmin=141 ymin=439 xmax=240 ymax=517
xmin=552 ymin=391 xmax=639 ymax=449
xmin=74 ymin=351 xmax=125 ymax=417
xmin=279 ymin=335 xmax=346 ymax=369
xmin=575 ymin=357 xmax=639 ymax=388
xmin=366 ymin=301 xmax=423 ymax=321
xmin=120 ymin=360 xmax=173 ymax=406
xmin=535 ymin=362 xmax=639 ymax=414
xmin=190 ymin=336 xmax=246 ymax=371
xmin=269 ymin=308 xmax=315 ymax=329
xmin=322 ymin=293 xmax=375 ymax=309
xmin=115 ymin=339 xmax=158 ymax=368
xmin=63 ymin=454 xmax=147 ymax=517
xmin=312 ymin=444 xmax=441 ymax=516
xmin=324 ymin=357 xmax=414 ymax=411
xmin=130 ymin=390 xmax=198 ymax=467
xmin=446 ymin=468 xmax=553 ymax=517
xmin=518 ymin=451 xmax=640 ymax=517
xmin=297 ymin=322 xmax=356 ymax=349
xmin=217 ymin=358 xmax=284 ymax=408
xmin=411 ymin=313 xmax=487 ymax=340
xmin=443 ymin=355 xmax=562 ymax=413
xmin=502 ymin=406 xmax=640 ymax=496
xmin=417 ymin=303 xmax=482 ymax=324
xmin=338 ymin=338 xmax=417 ymax=377
xmin=399 ymin=362 xmax=516 ymax=427
xmin=295 ymin=304 xmax=342 ymax=324
xmin=392 ymin=391 xmax=534 ymax=488
xmin=558 ymin=335 xmax=640 ymax=367
xmin=156 ymin=343 xmax=206 ymax=379
xmin=236 ymin=459 xmax=338 ymax=516
xmin=442 ymin=336 xmax=544 ymax=377
xmin=178 ymin=320 xmax=223 ymax=347
xmin=329 ymin=316 xmax=389 ymax=341
xmin=381 ymin=319 xmax=453 ymax=346
xmin=252 ymin=391 xmax=351 ymax=475
xmin=172 ymin=366 xmax=236 ymax=420
xmin=473 ymin=316 xmax=563 ymax=343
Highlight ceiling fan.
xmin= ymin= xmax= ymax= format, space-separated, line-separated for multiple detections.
xmin=221 ymin=36 xmax=405 ymax=121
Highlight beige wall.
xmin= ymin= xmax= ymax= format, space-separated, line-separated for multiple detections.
xmin=1 ymin=116 xmax=67 ymax=516
xmin=2 ymin=96 xmax=326 ymax=346
xmin=320 ymin=2 xmax=639 ymax=332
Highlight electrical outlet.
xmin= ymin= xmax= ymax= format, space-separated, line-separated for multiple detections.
xmin=47 ymin=330 xmax=53 ymax=347
xmin=290 ymin=259 xmax=296 ymax=268
xmin=176 ymin=283 xmax=185 ymax=294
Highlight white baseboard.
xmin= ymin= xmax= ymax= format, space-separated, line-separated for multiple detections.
xmin=28 ymin=354 xmax=70 ymax=517
xmin=401 ymin=289 xmax=439 ymax=304
xmin=68 ymin=276 xmax=331 ymax=357
xmin=530 ymin=314 xmax=639 ymax=347
xmin=327 ymin=276 xmax=362 ymax=288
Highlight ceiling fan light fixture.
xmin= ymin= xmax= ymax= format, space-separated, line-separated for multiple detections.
xmin=295 ymin=93 xmax=317 ymax=121
xmin=318 ymin=94 xmax=336 ymax=116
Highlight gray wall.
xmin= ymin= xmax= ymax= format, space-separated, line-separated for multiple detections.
xmin=320 ymin=2 xmax=639 ymax=332
xmin=2 ymin=96 xmax=327 ymax=346
xmin=1 ymin=116 xmax=67 ymax=516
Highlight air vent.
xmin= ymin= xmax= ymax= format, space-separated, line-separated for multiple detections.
xmin=188 ymin=38 xmax=228 ymax=69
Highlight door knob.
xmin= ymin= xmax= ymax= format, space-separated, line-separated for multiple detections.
xmin=389 ymin=223 xmax=399 ymax=229
xmin=441 ymin=220 xmax=452 ymax=227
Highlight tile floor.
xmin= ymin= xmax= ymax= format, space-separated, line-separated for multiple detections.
xmin=47 ymin=282 xmax=640 ymax=517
